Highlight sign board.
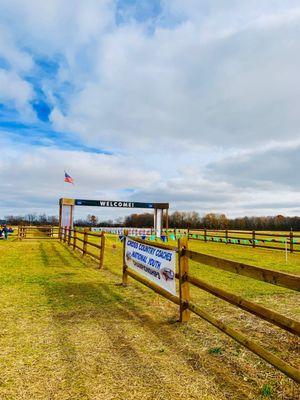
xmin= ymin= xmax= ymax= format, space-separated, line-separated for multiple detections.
xmin=125 ymin=238 xmax=176 ymax=295
xmin=74 ymin=199 xmax=169 ymax=209
xmin=61 ymin=198 xmax=75 ymax=206
xmin=91 ymin=227 xmax=152 ymax=235
xmin=59 ymin=198 xmax=169 ymax=237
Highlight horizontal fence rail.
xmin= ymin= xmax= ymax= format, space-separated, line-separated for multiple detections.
xmin=97 ymin=228 xmax=300 ymax=255
xmin=187 ymin=300 xmax=300 ymax=384
xmin=188 ymin=228 xmax=300 ymax=253
xmin=60 ymin=226 xmax=105 ymax=269
xmin=122 ymin=235 xmax=300 ymax=383
xmin=18 ymin=226 xmax=59 ymax=239
xmin=186 ymin=274 xmax=300 ymax=336
xmin=185 ymin=251 xmax=300 ymax=291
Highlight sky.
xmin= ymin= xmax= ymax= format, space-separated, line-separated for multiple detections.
xmin=1 ymin=0 xmax=300 ymax=221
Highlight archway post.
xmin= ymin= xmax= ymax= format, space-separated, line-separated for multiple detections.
xmin=59 ymin=198 xmax=169 ymax=237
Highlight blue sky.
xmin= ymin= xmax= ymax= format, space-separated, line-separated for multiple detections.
xmin=1 ymin=0 xmax=300 ymax=219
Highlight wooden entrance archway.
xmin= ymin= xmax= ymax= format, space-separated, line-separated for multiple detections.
xmin=59 ymin=198 xmax=169 ymax=236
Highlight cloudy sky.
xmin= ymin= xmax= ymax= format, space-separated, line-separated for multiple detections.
xmin=1 ymin=0 xmax=300 ymax=220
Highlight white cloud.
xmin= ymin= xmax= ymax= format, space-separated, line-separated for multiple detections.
xmin=0 ymin=25 xmax=33 ymax=73
xmin=3 ymin=0 xmax=300 ymax=150
xmin=47 ymin=1 xmax=300 ymax=152
xmin=208 ymin=141 xmax=300 ymax=190
xmin=1 ymin=1 xmax=300 ymax=218
xmin=0 ymin=69 xmax=35 ymax=118
xmin=0 ymin=138 xmax=161 ymax=216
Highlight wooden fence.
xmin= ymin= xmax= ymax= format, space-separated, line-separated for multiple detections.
xmin=18 ymin=226 xmax=59 ymax=239
xmin=122 ymin=235 xmax=300 ymax=383
xmin=187 ymin=229 xmax=300 ymax=253
xmin=60 ymin=226 xmax=105 ymax=269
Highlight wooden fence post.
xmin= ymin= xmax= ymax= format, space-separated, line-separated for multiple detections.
xmin=225 ymin=229 xmax=228 ymax=244
xmin=99 ymin=233 xmax=105 ymax=269
xmin=67 ymin=227 xmax=71 ymax=246
xmin=19 ymin=226 xmax=25 ymax=240
xmin=290 ymin=231 xmax=294 ymax=253
xmin=204 ymin=228 xmax=207 ymax=242
xmin=73 ymin=229 xmax=77 ymax=250
xmin=83 ymin=228 xmax=88 ymax=255
xmin=122 ymin=230 xmax=128 ymax=285
xmin=187 ymin=227 xmax=190 ymax=240
xmin=252 ymin=230 xmax=256 ymax=248
xmin=178 ymin=236 xmax=190 ymax=323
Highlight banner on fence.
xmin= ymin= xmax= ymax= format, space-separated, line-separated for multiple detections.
xmin=92 ymin=227 xmax=152 ymax=235
xmin=125 ymin=238 xmax=176 ymax=295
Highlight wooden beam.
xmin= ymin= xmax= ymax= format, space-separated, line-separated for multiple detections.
xmin=186 ymin=250 xmax=300 ymax=291
xmin=99 ymin=233 xmax=105 ymax=269
xmin=84 ymin=249 xmax=100 ymax=260
xmin=73 ymin=229 xmax=77 ymax=251
xmin=188 ymin=301 xmax=300 ymax=384
xmin=165 ymin=208 xmax=169 ymax=230
xmin=83 ymin=228 xmax=88 ymax=255
xmin=188 ymin=275 xmax=300 ymax=336
xmin=85 ymin=241 xmax=102 ymax=250
xmin=122 ymin=230 xmax=128 ymax=285
xmin=178 ymin=237 xmax=190 ymax=322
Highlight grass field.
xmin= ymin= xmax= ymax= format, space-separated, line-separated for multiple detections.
xmin=0 ymin=235 xmax=299 ymax=399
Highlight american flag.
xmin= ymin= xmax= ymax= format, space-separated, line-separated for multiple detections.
xmin=64 ymin=171 xmax=74 ymax=184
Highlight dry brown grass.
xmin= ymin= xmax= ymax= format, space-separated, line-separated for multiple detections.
xmin=0 ymin=237 xmax=299 ymax=399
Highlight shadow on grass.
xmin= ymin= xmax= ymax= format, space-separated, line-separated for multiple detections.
xmin=42 ymin=277 xmax=173 ymax=396
xmin=38 ymin=242 xmax=168 ymax=396
xmin=49 ymin=242 xmax=78 ymax=268
xmin=37 ymin=242 xmax=296 ymax=399
xmin=40 ymin=270 xmax=255 ymax=400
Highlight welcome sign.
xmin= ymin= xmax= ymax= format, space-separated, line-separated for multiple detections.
xmin=125 ymin=238 xmax=176 ymax=295
xmin=75 ymin=199 xmax=156 ymax=208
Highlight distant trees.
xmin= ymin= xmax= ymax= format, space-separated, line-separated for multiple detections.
xmin=124 ymin=213 xmax=153 ymax=227
xmin=4 ymin=214 xmax=58 ymax=225
xmin=168 ymin=211 xmax=201 ymax=228
xmin=202 ymin=213 xmax=228 ymax=229
xmin=123 ymin=212 xmax=300 ymax=231
xmin=226 ymin=215 xmax=295 ymax=231
xmin=75 ymin=218 xmax=113 ymax=227
xmin=3 ymin=211 xmax=300 ymax=230
xmin=87 ymin=214 xmax=98 ymax=226
xmin=167 ymin=212 xmax=228 ymax=229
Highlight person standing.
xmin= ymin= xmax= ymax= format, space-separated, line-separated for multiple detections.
xmin=2 ymin=225 xmax=8 ymax=240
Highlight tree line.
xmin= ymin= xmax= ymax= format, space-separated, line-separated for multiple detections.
xmin=3 ymin=212 xmax=300 ymax=231
xmin=123 ymin=212 xmax=300 ymax=231
xmin=3 ymin=214 xmax=58 ymax=225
